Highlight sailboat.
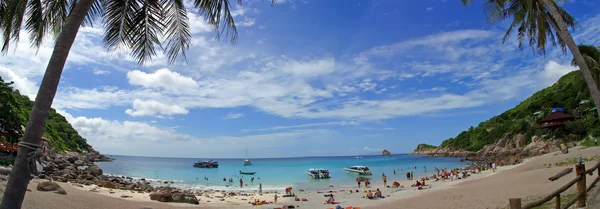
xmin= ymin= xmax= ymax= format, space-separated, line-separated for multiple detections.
xmin=244 ymin=145 xmax=252 ymax=166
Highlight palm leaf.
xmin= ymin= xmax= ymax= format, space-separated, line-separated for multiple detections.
xmin=129 ymin=0 xmax=165 ymax=64
xmin=193 ymin=0 xmax=240 ymax=43
xmin=25 ymin=0 xmax=45 ymax=49
xmin=42 ymin=0 xmax=71 ymax=40
xmin=1 ymin=0 xmax=27 ymax=53
xmin=163 ymin=0 xmax=191 ymax=64
xmin=103 ymin=0 xmax=139 ymax=50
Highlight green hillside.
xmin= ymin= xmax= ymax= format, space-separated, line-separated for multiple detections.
xmin=439 ymin=71 xmax=599 ymax=151
xmin=0 ymin=76 xmax=89 ymax=152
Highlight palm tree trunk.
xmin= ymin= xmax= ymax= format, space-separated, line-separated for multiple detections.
xmin=541 ymin=0 xmax=600 ymax=117
xmin=0 ymin=0 xmax=94 ymax=208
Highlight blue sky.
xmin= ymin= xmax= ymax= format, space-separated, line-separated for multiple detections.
xmin=1 ymin=0 xmax=600 ymax=158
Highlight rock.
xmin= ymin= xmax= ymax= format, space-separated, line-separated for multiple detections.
xmin=532 ymin=135 xmax=540 ymax=143
xmin=54 ymin=188 xmax=67 ymax=195
xmin=381 ymin=149 xmax=392 ymax=156
xmin=560 ymin=144 xmax=569 ymax=154
xmin=37 ymin=181 xmax=62 ymax=191
xmin=0 ymin=166 xmax=12 ymax=175
xmin=172 ymin=193 xmax=200 ymax=204
xmin=74 ymin=160 xmax=84 ymax=166
xmin=515 ymin=134 xmax=525 ymax=148
xmin=87 ymin=166 xmax=103 ymax=176
xmin=125 ymin=184 xmax=138 ymax=190
xmin=39 ymin=174 xmax=47 ymax=179
xmin=66 ymin=157 xmax=76 ymax=164
xmin=412 ymin=144 xmax=438 ymax=154
xmin=150 ymin=191 xmax=173 ymax=202
xmin=103 ymin=181 xmax=117 ymax=189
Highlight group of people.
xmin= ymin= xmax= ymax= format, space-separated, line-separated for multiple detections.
xmin=366 ymin=189 xmax=384 ymax=199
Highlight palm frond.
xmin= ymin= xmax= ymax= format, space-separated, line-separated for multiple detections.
xmin=82 ymin=0 xmax=104 ymax=27
xmin=103 ymin=0 xmax=139 ymax=50
xmin=129 ymin=0 xmax=165 ymax=64
xmin=193 ymin=0 xmax=240 ymax=43
xmin=25 ymin=0 xmax=45 ymax=49
xmin=42 ymin=0 xmax=71 ymax=40
xmin=1 ymin=0 xmax=28 ymax=53
xmin=163 ymin=0 xmax=191 ymax=64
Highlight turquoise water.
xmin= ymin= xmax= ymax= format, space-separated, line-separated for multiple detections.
xmin=97 ymin=154 xmax=468 ymax=191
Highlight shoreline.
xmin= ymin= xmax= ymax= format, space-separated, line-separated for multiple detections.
xmin=13 ymin=146 xmax=600 ymax=209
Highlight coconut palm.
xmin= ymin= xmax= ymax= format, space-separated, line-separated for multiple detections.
xmin=0 ymin=0 xmax=262 ymax=208
xmin=571 ymin=45 xmax=600 ymax=90
xmin=461 ymin=0 xmax=600 ymax=117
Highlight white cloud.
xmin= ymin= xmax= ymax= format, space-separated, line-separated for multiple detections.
xmin=223 ymin=113 xmax=244 ymax=119
xmin=239 ymin=17 xmax=256 ymax=27
xmin=127 ymin=68 xmax=198 ymax=93
xmin=125 ymin=99 xmax=189 ymax=117
xmin=363 ymin=146 xmax=382 ymax=151
xmin=426 ymin=7 xmax=433 ymax=11
xmin=244 ymin=121 xmax=359 ymax=132
xmin=540 ymin=61 xmax=577 ymax=86
xmin=93 ymin=70 xmax=110 ymax=75
xmin=0 ymin=66 xmax=38 ymax=99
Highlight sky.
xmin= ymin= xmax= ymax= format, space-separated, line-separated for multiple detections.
xmin=1 ymin=0 xmax=600 ymax=158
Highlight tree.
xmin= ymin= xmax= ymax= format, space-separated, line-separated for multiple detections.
xmin=0 ymin=0 xmax=263 ymax=208
xmin=461 ymin=0 xmax=600 ymax=118
xmin=571 ymin=45 xmax=600 ymax=90
xmin=0 ymin=77 xmax=24 ymax=138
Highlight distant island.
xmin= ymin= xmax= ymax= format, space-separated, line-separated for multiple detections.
xmin=381 ymin=149 xmax=392 ymax=156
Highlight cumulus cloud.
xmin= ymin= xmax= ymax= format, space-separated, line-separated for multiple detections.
xmin=0 ymin=66 xmax=38 ymax=99
xmin=125 ymin=99 xmax=189 ymax=117
xmin=540 ymin=61 xmax=577 ymax=86
xmin=127 ymin=68 xmax=198 ymax=93
xmin=244 ymin=121 xmax=359 ymax=132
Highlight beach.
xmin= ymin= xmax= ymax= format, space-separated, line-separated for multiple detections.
xmin=6 ymin=146 xmax=600 ymax=209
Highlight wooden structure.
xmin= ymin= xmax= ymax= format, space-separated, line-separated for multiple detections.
xmin=508 ymin=161 xmax=600 ymax=209
xmin=538 ymin=112 xmax=576 ymax=129
xmin=0 ymin=131 xmax=19 ymax=153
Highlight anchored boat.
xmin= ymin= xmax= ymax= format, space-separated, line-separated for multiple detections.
xmin=239 ymin=170 xmax=256 ymax=175
xmin=193 ymin=160 xmax=219 ymax=168
xmin=306 ymin=168 xmax=331 ymax=179
xmin=343 ymin=166 xmax=372 ymax=175
xmin=244 ymin=145 xmax=252 ymax=166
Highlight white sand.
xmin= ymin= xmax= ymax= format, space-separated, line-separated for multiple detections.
xmin=7 ymin=146 xmax=600 ymax=209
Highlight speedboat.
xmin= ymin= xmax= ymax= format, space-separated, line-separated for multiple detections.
xmin=307 ymin=168 xmax=331 ymax=179
xmin=240 ymin=170 xmax=256 ymax=175
xmin=193 ymin=160 xmax=219 ymax=168
xmin=344 ymin=166 xmax=372 ymax=175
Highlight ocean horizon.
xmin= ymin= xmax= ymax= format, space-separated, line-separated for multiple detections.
xmin=96 ymin=154 xmax=469 ymax=192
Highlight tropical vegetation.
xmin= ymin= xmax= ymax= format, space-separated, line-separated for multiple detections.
xmin=0 ymin=76 xmax=89 ymax=152
xmin=461 ymin=0 xmax=600 ymax=118
xmin=439 ymin=71 xmax=598 ymax=151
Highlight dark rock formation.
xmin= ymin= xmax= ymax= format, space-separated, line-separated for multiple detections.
xmin=37 ymin=181 xmax=67 ymax=195
xmin=381 ymin=149 xmax=392 ymax=156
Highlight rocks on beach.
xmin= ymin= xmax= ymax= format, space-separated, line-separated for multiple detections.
xmin=37 ymin=181 xmax=67 ymax=195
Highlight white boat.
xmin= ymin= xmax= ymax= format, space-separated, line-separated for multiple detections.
xmin=344 ymin=166 xmax=372 ymax=175
xmin=306 ymin=168 xmax=331 ymax=179
xmin=244 ymin=145 xmax=252 ymax=166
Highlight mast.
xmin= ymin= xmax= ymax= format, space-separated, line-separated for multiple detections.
xmin=245 ymin=145 xmax=248 ymax=159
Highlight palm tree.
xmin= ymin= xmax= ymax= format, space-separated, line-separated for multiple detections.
xmin=461 ymin=0 xmax=600 ymax=117
xmin=571 ymin=45 xmax=600 ymax=90
xmin=0 ymin=0 xmax=262 ymax=208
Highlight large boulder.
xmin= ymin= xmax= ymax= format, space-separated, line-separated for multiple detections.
xmin=560 ymin=143 xmax=569 ymax=154
xmin=87 ymin=166 xmax=103 ymax=176
xmin=381 ymin=149 xmax=392 ymax=156
xmin=172 ymin=193 xmax=200 ymax=204
xmin=37 ymin=181 xmax=62 ymax=191
xmin=103 ymin=181 xmax=117 ymax=189
xmin=150 ymin=191 xmax=173 ymax=202
xmin=515 ymin=134 xmax=525 ymax=148
xmin=73 ymin=160 xmax=84 ymax=166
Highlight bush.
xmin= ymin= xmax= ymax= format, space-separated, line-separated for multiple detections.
xmin=566 ymin=120 xmax=587 ymax=136
xmin=592 ymin=127 xmax=600 ymax=137
xmin=0 ymin=158 xmax=14 ymax=166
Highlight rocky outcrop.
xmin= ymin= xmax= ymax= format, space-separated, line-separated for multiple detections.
xmin=381 ymin=149 xmax=392 ymax=156
xmin=423 ymin=146 xmax=474 ymax=157
xmin=412 ymin=144 xmax=438 ymax=154
xmin=37 ymin=181 xmax=67 ymax=195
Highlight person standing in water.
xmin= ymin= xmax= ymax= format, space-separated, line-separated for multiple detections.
xmin=356 ymin=177 xmax=361 ymax=188
xmin=240 ymin=178 xmax=244 ymax=188
xmin=259 ymin=183 xmax=263 ymax=195
xmin=382 ymin=175 xmax=387 ymax=187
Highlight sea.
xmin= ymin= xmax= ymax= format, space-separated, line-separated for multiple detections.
xmin=97 ymin=154 xmax=468 ymax=192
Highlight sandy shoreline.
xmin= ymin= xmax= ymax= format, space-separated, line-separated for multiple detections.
xmin=6 ymin=146 xmax=600 ymax=209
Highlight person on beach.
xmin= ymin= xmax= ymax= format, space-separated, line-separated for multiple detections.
xmin=356 ymin=177 xmax=361 ymax=188
xmin=382 ymin=172 xmax=385 ymax=177
xmin=326 ymin=194 xmax=335 ymax=204
xmin=492 ymin=162 xmax=496 ymax=172
xmin=394 ymin=170 xmax=396 ymax=175
xmin=285 ymin=187 xmax=292 ymax=195
xmin=259 ymin=183 xmax=262 ymax=195
xmin=365 ymin=178 xmax=370 ymax=188
xmin=375 ymin=188 xmax=382 ymax=198
xmin=240 ymin=178 xmax=244 ymax=188
xmin=274 ymin=194 xmax=278 ymax=203
xmin=410 ymin=171 xmax=414 ymax=180
xmin=367 ymin=190 xmax=374 ymax=199
xmin=382 ymin=175 xmax=387 ymax=187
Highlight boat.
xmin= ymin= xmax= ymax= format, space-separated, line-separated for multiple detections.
xmin=193 ymin=160 xmax=219 ymax=168
xmin=306 ymin=168 xmax=331 ymax=179
xmin=343 ymin=166 xmax=372 ymax=175
xmin=244 ymin=145 xmax=252 ymax=166
xmin=239 ymin=170 xmax=256 ymax=175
